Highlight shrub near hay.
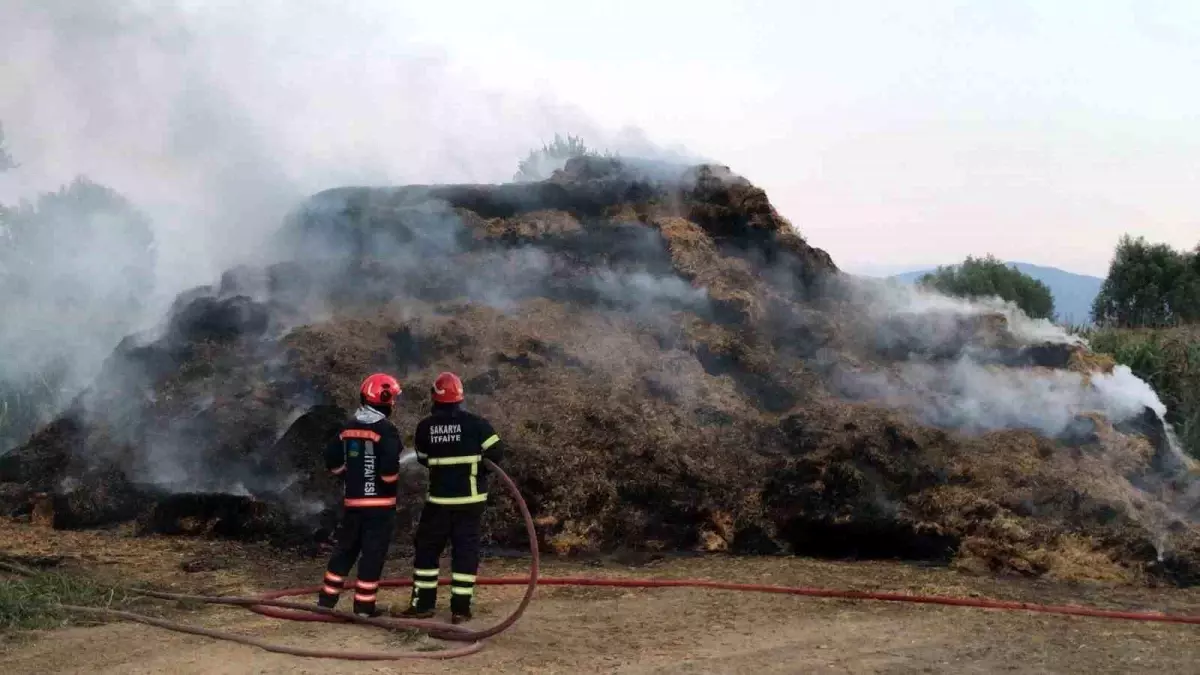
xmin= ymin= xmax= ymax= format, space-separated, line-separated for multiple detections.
xmin=1085 ymin=326 xmax=1200 ymax=459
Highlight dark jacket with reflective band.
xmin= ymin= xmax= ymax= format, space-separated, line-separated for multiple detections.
xmin=414 ymin=403 xmax=504 ymax=506
xmin=324 ymin=406 xmax=403 ymax=508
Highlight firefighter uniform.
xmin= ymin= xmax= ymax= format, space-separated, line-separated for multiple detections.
xmin=403 ymin=373 xmax=504 ymax=621
xmin=317 ymin=374 xmax=403 ymax=617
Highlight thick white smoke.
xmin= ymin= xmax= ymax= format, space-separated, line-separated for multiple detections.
xmin=3 ymin=2 xmax=1192 ymax=562
xmin=836 ymin=358 xmax=1165 ymax=438
xmin=832 ymin=275 xmax=1170 ymax=433
xmin=1 ymin=0 xmax=696 ymax=294
xmin=830 ymin=273 xmax=1197 ymax=554
xmin=0 ymin=0 xmax=599 ymax=297
xmin=0 ymin=0 xmax=688 ymax=452
xmin=843 ymin=272 xmax=1086 ymax=348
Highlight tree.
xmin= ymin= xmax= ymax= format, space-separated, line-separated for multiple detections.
xmin=1090 ymin=235 xmax=1200 ymax=327
xmin=0 ymin=176 xmax=156 ymax=451
xmin=513 ymin=133 xmax=606 ymax=182
xmin=917 ymin=255 xmax=1056 ymax=320
xmin=0 ymin=176 xmax=156 ymax=340
xmin=0 ymin=122 xmax=15 ymax=172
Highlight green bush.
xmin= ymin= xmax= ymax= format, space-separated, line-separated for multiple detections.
xmin=918 ymin=254 xmax=1056 ymax=320
xmin=0 ymin=122 xmax=15 ymax=172
xmin=0 ymin=175 xmax=156 ymax=452
xmin=0 ymin=363 xmax=69 ymax=452
xmin=513 ymin=133 xmax=608 ymax=182
xmin=1080 ymin=325 xmax=1200 ymax=458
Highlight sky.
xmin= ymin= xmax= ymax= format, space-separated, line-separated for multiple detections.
xmin=397 ymin=0 xmax=1200 ymax=278
xmin=2 ymin=0 xmax=1198 ymax=282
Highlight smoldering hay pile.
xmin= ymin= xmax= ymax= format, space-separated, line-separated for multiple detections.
xmin=2 ymin=156 xmax=1198 ymax=584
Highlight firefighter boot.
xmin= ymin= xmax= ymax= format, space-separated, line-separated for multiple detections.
xmin=397 ymin=586 xmax=436 ymax=619
xmin=450 ymin=588 xmax=473 ymax=623
xmin=353 ymin=579 xmax=382 ymax=618
xmin=317 ymin=590 xmax=339 ymax=610
xmin=317 ymin=571 xmax=344 ymax=609
xmin=449 ymin=571 xmax=475 ymax=624
xmin=400 ymin=567 xmax=438 ymax=618
xmin=353 ymin=595 xmax=383 ymax=618
xmin=397 ymin=606 xmax=435 ymax=619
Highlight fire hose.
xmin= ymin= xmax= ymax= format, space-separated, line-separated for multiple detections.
xmin=11 ymin=458 xmax=1200 ymax=662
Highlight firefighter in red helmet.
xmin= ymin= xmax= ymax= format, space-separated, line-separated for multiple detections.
xmin=398 ymin=371 xmax=504 ymax=624
xmin=316 ymin=373 xmax=404 ymax=618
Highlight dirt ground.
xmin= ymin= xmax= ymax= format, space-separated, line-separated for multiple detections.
xmin=1 ymin=521 xmax=1198 ymax=674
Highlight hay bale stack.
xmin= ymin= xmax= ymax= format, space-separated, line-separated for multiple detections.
xmin=481 ymin=210 xmax=582 ymax=242
xmin=1 ymin=156 xmax=1195 ymax=585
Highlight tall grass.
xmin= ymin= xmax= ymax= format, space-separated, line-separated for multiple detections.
xmin=0 ymin=567 xmax=137 ymax=632
xmin=1076 ymin=324 xmax=1200 ymax=458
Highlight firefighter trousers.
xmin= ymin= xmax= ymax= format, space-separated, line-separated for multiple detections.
xmin=317 ymin=506 xmax=396 ymax=615
xmin=409 ymin=502 xmax=485 ymax=615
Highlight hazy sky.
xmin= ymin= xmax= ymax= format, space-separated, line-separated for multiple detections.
xmin=3 ymin=0 xmax=1198 ymax=281
xmin=399 ymin=0 xmax=1200 ymax=277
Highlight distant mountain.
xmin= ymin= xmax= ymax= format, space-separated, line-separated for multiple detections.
xmin=888 ymin=262 xmax=1104 ymax=325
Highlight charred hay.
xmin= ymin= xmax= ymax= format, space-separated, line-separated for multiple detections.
xmin=1 ymin=157 xmax=1197 ymax=585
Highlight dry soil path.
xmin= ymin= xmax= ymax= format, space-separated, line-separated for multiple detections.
xmin=1 ymin=522 xmax=1197 ymax=674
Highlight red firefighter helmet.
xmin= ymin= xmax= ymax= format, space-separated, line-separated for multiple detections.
xmin=432 ymin=371 xmax=464 ymax=404
xmin=360 ymin=373 xmax=401 ymax=406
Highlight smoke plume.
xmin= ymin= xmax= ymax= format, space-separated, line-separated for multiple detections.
xmin=2 ymin=3 xmax=1194 ymax=568
xmin=0 ymin=0 xmax=685 ymax=452
xmin=827 ymin=272 xmax=1198 ymax=553
xmin=829 ymin=275 xmax=1162 ymax=434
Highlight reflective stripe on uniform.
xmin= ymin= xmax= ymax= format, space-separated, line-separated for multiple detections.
xmin=452 ymin=573 xmax=476 ymax=583
xmin=427 ymin=493 xmax=487 ymax=505
xmin=450 ymin=587 xmax=474 ymax=596
xmin=482 ymin=434 xmax=500 ymax=450
xmin=324 ymin=571 xmax=344 ymax=583
xmin=356 ymin=580 xmax=379 ymax=591
xmin=414 ymin=580 xmax=439 ymax=589
xmin=426 ymin=454 xmax=481 ymax=465
xmin=426 ymin=450 xmax=489 ymax=503
xmin=354 ymin=592 xmax=376 ymax=603
xmin=344 ymin=497 xmax=397 ymax=508
xmin=330 ymin=465 xmax=346 ymax=475
xmin=413 ymin=568 xmax=440 ymax=578
xmin=340 ymin=429 xmax=382 ymax=442
xmin=322 ymin=584 xmax=342 ymax=595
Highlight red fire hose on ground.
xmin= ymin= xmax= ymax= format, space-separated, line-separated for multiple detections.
xmin=32 ymin=460 xmax=1200 ymax=661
